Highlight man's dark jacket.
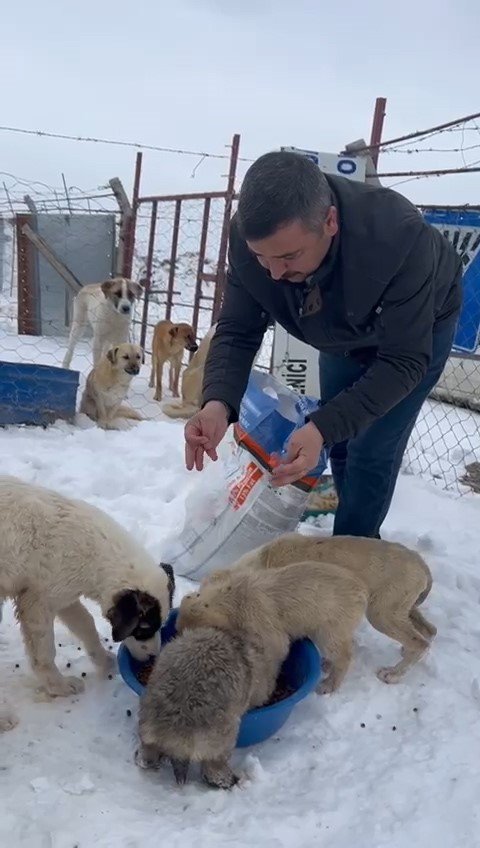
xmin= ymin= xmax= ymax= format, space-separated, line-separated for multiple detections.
xmin=202 ymin=174 xmax=462 ymax=446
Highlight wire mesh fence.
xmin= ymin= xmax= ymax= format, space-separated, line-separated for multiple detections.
xmin=403 ymin=207 xmax=480 ymax=494
xmin=0 ymin=170 xmax=480 ymax=496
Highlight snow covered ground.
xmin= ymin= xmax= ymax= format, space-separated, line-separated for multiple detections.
xmin=1 ymin=405 xmax=480 ymax=847
xmin=1 ymin=307 xmax=480 ymax=846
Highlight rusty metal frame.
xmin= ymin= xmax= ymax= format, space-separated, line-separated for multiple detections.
xmin=192 ymin=196 xmax=211 ymax=334
xmin=134 ymin=134 xmax=241 ymax=349
xmin=213 ymin=133 xmax=240 ymax=322
xmin=139 ymin=200 xmax=157 ymax=353
xmin=16 ymin=213 xmax=40 ymax=335
xmin=122 ymin=151 xmax=143 ymax=279
xmin=165 ymin=199 xmax=182 ymax=321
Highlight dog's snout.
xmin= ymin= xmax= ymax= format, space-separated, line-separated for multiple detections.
xmin=188 ymin=342 xmax=199 ymax=352
xmin=120 ymin=303 xmax=131 ymax=314
xmin=127 ymin=365 xmax=140 ymax=375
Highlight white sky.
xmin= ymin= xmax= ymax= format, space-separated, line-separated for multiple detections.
xmin=1 ymin=0 xmax=479 ymax=207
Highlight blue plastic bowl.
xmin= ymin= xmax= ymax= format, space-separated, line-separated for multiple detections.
xmin=117 ymin=608 xmax=322 ymax=748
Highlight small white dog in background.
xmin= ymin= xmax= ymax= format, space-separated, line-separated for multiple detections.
xmin=0 ymin=476 xmax=174 ymax=731
xmin=62 ymin=277 xmax=143 ymax=369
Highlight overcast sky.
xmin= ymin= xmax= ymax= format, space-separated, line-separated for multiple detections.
xmin=1 ymin=0 xmax=479 ymax=208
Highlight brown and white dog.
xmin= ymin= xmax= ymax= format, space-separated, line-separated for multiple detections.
xmin=80 ymin=342 xmax=143 ymax=429
xmin=0 ymin=476 xmax=175 ymax=730
xmin=162 ymin=323 xmax=217 ymax=419
xmin=149 ymin=320 xmax=198 ymax=402
xmin=62 ymin=277 xmax=143 ymax=369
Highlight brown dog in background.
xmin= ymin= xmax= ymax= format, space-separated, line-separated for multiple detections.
xmin=162 ymin=323 xmax=216 ymax=419
xmin=80 ymin=342 xmax=143 ymax=429
xmin=149 ymin=320 xmax=198 ymax=402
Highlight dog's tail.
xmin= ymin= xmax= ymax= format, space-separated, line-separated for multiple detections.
xmin=415 ymin=567 xmax=433 ymax=606
xmin=162 ymin=401 xmax=200 ymax=420
xmin=413 ymin=547 xmax=434 ymax=606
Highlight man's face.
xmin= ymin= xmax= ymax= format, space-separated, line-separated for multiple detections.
xmin=246 ymin=208 xmax=338 ymax=283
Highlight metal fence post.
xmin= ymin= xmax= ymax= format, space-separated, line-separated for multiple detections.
xmin=139 ymin=200 xmax=158 ymax=354
xmin=212 ymin=133 xmax=240 ymax=322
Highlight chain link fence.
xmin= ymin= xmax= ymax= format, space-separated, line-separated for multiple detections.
xmin=0 ymin=180 xmax=125 ymax=425
xmin=404 ymin=207 xmax=480 ymax=494
xmin=0 ymin=172 xmax=479 ymax=495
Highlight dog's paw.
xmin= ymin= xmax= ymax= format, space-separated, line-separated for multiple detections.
xmin=376 ymin=666 xmax=403 ymax=685
xmin=315 ymin=677 xmax=338 ymax=695
xmin=134 ymin=748 xmax=163 ymax=770
xmin=0 ymin=706 xmax=18 ymax=732
xmin=202 ymin=764 xmax=241 ymax=790
xmin=45 ymin=675 xmax=85 ymax=697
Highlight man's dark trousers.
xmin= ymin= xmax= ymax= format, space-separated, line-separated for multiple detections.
xmin=319 ymin=317 xmax=458 ymax=538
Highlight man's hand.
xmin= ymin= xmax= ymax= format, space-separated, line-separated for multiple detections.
xmin=184 ymin=401 xmax=230 ymax=472
xmin=271 ymin=422 xmax=324 ymax=487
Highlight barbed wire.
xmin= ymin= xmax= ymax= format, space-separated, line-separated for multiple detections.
xmin=382 ymin=142 xmax=480 ymax=155
xmin=2 ymin=118 xmax=480 ymax=203
xmin=0 ymin=162 xmax=479 ymax=494
xmin=0 ymin=124 xmax=255 ymax=163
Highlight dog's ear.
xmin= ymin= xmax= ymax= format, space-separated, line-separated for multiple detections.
xmin=106 ymin=346 xmax=118 ymax=364
xmin=160 ymin=562 xmax=175 ymax=608
xmin=169 ymin=327 xmax=179 ymax=338
xmin=100 ymin=279 xmax=114 ymax=297
xmin=106 ymin=590 xmax=141 ymax=642
xmin=106 ymin=590 xmax=161 ymax=642
xmin=129 ymin=281 xmax=144 ymax=299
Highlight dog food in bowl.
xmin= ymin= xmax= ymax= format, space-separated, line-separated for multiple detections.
xmin=134 ymin=657 xmax=295 ymax=706
xmin=118 ymin=608 xmax=322 ymax=747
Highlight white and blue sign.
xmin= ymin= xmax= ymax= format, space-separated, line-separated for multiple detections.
xmin=280 ymin=147 xmax=366 ymax=183
xmin=423 ymin=208 xmax=480 ymax=353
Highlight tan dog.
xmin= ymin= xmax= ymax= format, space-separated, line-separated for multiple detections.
xmin=80 ymin=342 xmax=143 ymax=429
xmin=149 ymin=320 xmax=198 ymax=402
xmin=179 ymin=533 xmax=436 ymax=691
xmin=162 ymin=324 xmax=216 ymax=419
xmin=63 ymin=278 xmax=143 ymax=369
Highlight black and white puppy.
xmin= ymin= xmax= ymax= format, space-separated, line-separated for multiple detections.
xmin=118 ymin=563 xmax=175 ymax=662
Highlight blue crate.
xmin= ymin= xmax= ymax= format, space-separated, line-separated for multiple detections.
xmin=0 ymin=360 xmax=80 ymax=427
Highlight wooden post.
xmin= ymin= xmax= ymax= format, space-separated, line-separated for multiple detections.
xmin=369 ymin=97 xmax=387 ymax=169
xmin=109 ymin=177 xmax=132 ymax=276
xmin=21 ymin=223 xmax=82 ymax=295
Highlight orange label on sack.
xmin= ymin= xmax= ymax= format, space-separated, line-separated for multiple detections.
xmin=229 ymin=462 xmax=263 ymax=510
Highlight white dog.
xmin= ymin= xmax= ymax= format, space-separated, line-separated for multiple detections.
xmin=62 ymin=277 xmax=143 ymax=369
xmin=0 ymin=476 xmax=174 ymax=731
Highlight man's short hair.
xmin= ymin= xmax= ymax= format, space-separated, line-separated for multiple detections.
xmin=236 ymin=150 xmax=332 ymax=241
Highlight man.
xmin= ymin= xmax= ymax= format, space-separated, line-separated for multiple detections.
xmin=184 ymin=151 xmax=462 ymax=538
